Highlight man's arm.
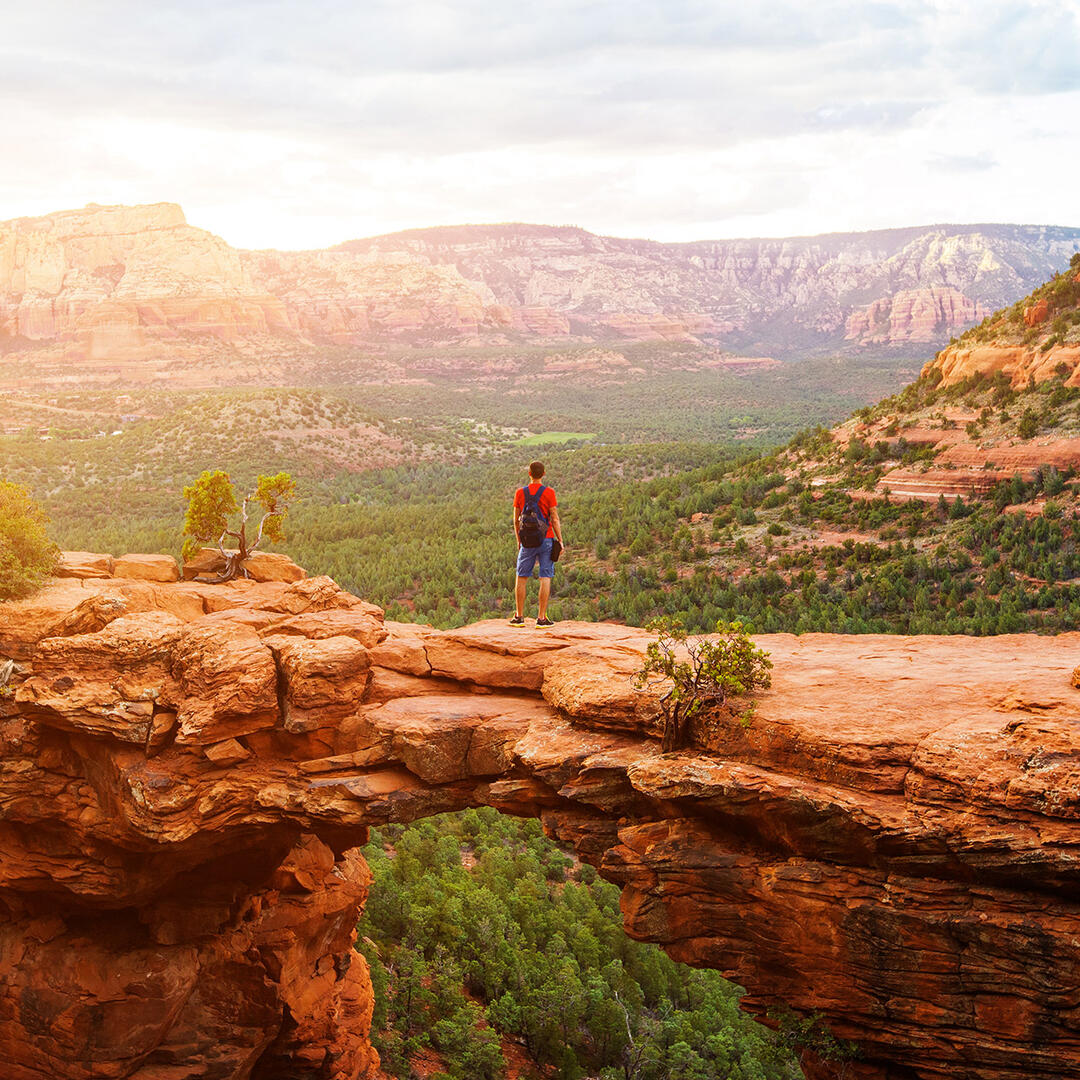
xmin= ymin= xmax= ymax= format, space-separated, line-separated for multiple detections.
xmin=512 ymin=504 xmax=520 ymax=545
xmin=550 ymin=506 xmax=563 ymax=544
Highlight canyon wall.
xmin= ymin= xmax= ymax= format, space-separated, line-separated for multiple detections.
xmin=2 ymin=560 xmax=1080 ymax=1079
xmin=0 ymin=203 xmax=291 ymax=357
xmin=0 ymin=204 xmax=1077 ymax=359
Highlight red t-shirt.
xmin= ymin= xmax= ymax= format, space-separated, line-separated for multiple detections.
xmin=514 ymin=482 xmax=557 ymax=539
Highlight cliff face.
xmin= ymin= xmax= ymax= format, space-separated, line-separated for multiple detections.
xmin=3 ymin=560 xmax=1080 ymax=1080
xmin=924 ymin=258 xmax=1080 ymax=388
xmin=334 ymin=222 xmax=1080 ymax=353
xmin=0 ymin=204 xmax=290 ymax=357
xmin=1 ymin=204 xmax=1076 ymax=358
xmin=844 ymin=286 xmax=990 ymax=344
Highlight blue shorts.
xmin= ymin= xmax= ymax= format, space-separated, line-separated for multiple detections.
xmin=516 ymin=537 xmax=554 ymax=579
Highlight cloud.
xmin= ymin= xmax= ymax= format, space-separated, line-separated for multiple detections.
xmin=0 ymin=1 xmax=1078 ymax=245
xmin=926 ymin=151 xmax=999 ymax=173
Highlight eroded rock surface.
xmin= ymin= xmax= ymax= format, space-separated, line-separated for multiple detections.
xmin=2 ymin=563 xmax=1080 ymax=1079
xmin=3 ymin=205 xmax=1078 ymax=363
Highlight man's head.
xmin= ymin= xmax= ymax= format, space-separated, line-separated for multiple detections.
xmin=529 ymin=461 xmax=545 ymax=480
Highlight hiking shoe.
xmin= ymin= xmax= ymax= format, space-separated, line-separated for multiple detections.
xmin=509 ymin=615 xmax=526 ymax=628
xmin=536 ymin=617 xmax=555 ymax=629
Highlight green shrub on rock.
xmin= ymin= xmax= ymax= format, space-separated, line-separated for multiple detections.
xmin=0 ymin=481 xmax=59 ymax=600
xmin=635 ymin=617 xmax=773 ymax=751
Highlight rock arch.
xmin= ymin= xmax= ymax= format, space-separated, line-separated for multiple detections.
xmin=2 ymin=565 xmax=1079 ymax=1080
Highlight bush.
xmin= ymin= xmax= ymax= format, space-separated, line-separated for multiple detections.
xmin=0 ymin=482 xmax=59 ymax=601
xmin=634 ymin=617 xmax=773 ymax=750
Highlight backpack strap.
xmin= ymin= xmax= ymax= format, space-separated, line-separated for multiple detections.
xmin=521 ymin=484 xmax=549 ymax=525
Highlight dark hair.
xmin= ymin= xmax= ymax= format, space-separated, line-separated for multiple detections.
xmin=529 ymin=460 xmax=545 ymax=479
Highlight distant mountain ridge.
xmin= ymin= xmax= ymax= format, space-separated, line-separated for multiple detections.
xmin=0 ymin=202 xmax=1077 ymax=361
xmin=338 ymin=221 xmax=1079 ymax=353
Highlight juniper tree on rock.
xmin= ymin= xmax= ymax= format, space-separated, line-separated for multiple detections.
xmin=181 ymin=469 xmax=296 ymax=581
xmin=635 ymin=617 xmax=773 ymax=751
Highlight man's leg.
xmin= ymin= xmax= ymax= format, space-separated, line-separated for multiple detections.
xmin=537 ymin=577 xmax=551 ymax=620
xmin=515 ymin=576 xmax=528 ymax=618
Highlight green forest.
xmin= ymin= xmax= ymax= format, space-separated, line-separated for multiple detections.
xmin=10 ymin=368 xmax=1080 ymax=635
xmin=357 ymin=809 xmax=816 ymax=1080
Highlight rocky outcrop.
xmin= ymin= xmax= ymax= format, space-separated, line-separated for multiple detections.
xmin=872 ymin=432 xmax=1080 ymax=501
xmin=929 ymin=342 xmax=1080 ymax=388
xmin=845 ymin=287 xmax=990 ymax=345
xmin=1 ymin=204 xmax=1077 ymax=359
xmin=3 ymin=562 xmax=1080 ymax=1079
xmin=0 ymin=203 xmax=290 ymax=358
xmin=920 ymin=260 xmax=1080 ymax=388
xmin=1024 ymin=298 xmax=1050 ymax=327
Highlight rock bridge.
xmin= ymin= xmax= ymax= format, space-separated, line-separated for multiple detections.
xmin=2 ymin=558 xmax=1080 ymax=1080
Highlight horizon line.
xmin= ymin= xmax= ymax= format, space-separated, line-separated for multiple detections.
xmin=4 ymin=199 xmax=1080 ymax=254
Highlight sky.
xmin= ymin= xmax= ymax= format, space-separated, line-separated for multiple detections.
xmin=2 ymin=0 xmax=1078 ymax=249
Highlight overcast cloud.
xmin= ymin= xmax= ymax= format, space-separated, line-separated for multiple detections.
xmin=1 ymin=0 xmax=1078 ymax=247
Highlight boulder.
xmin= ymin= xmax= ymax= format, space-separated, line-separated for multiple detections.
xmin=55 ymin=551 xmax=115 ymax=578
xmin=45 ymin=594 xmax=129 ymax=637
xmin=272 ymin=576 xmax=365 ymax=615
xmin=181 ymin=547 xmax=227 ymax=580
xmin=182 ymin=548 xmax=306 ymax=583
xmin=1024 ymin=298 xmax=1050 ymax=327
xmin=114 ymin=553 xmax=180 ymax=583
xmin=240 ymin=551 xmax=305 ymax=583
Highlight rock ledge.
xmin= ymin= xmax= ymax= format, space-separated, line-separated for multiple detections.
xmin=2 ymin=558 xmax=1080 ymax=1080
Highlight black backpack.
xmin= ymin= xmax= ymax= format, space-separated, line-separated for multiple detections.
xmin=518 ymin=484 xmax=549 ymax=548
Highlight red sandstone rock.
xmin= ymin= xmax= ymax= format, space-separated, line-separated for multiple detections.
xmin=541 ymin=642 xmax=662 ymax=736
xmin=204 ymin=737 xmax=252 ymax=766
xmin=182 ymin=546 xmax=226 ymax=580
xmin=16 ymin=611 xmax=184 ymax=743
xmin=423 ymin=618 xmax=647 ymax=690
xmin=928 ymin=342 xmax=1080 ymax=389
xmin=3 ymin=573 xmax=1080 ymax=1080
xmin=272 ymin=575 xmax=366 ymax=615
xmin=55 ymin=550 xmax=114 ymax=578
xmin=171 ymin=622 xmax=279 ymax=744
xmin=44 ymin=592 xmax=130 ymax=637
xmin=1024 ymin=298 xmax=1050 ymax=326
xmin=363 ymin=666 xmax=463 ymax=704
xmin=182 ymin=547 xmax=306 ymax=583
xmin=113 ymin=553 xmax=181 ymax=582
xmin=845 ymin=287 xmax=989 ymax=345
xmin=242 ymin=551 xmax=306 ymax=583
xmin=270 ymin=634 xmax=371 ymax=734
xmin=369 ymin=621 xmax=435 ymax=675
xmin=267 ymin=607 xmax=387 ymax=649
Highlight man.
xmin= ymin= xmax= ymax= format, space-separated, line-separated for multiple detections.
xmin=511 ymin=460 xmax=563 ymax=628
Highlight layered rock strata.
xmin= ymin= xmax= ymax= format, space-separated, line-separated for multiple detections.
xmin=0 ymin=203 xmax=290 ymax=357
xmin=2 ymin=563 xmax=1080 ymax=1079
xmin=844 ymin=287 xmax=990 ymax=344
xmin=2 ymin=204 xmax=1078 ymax=357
